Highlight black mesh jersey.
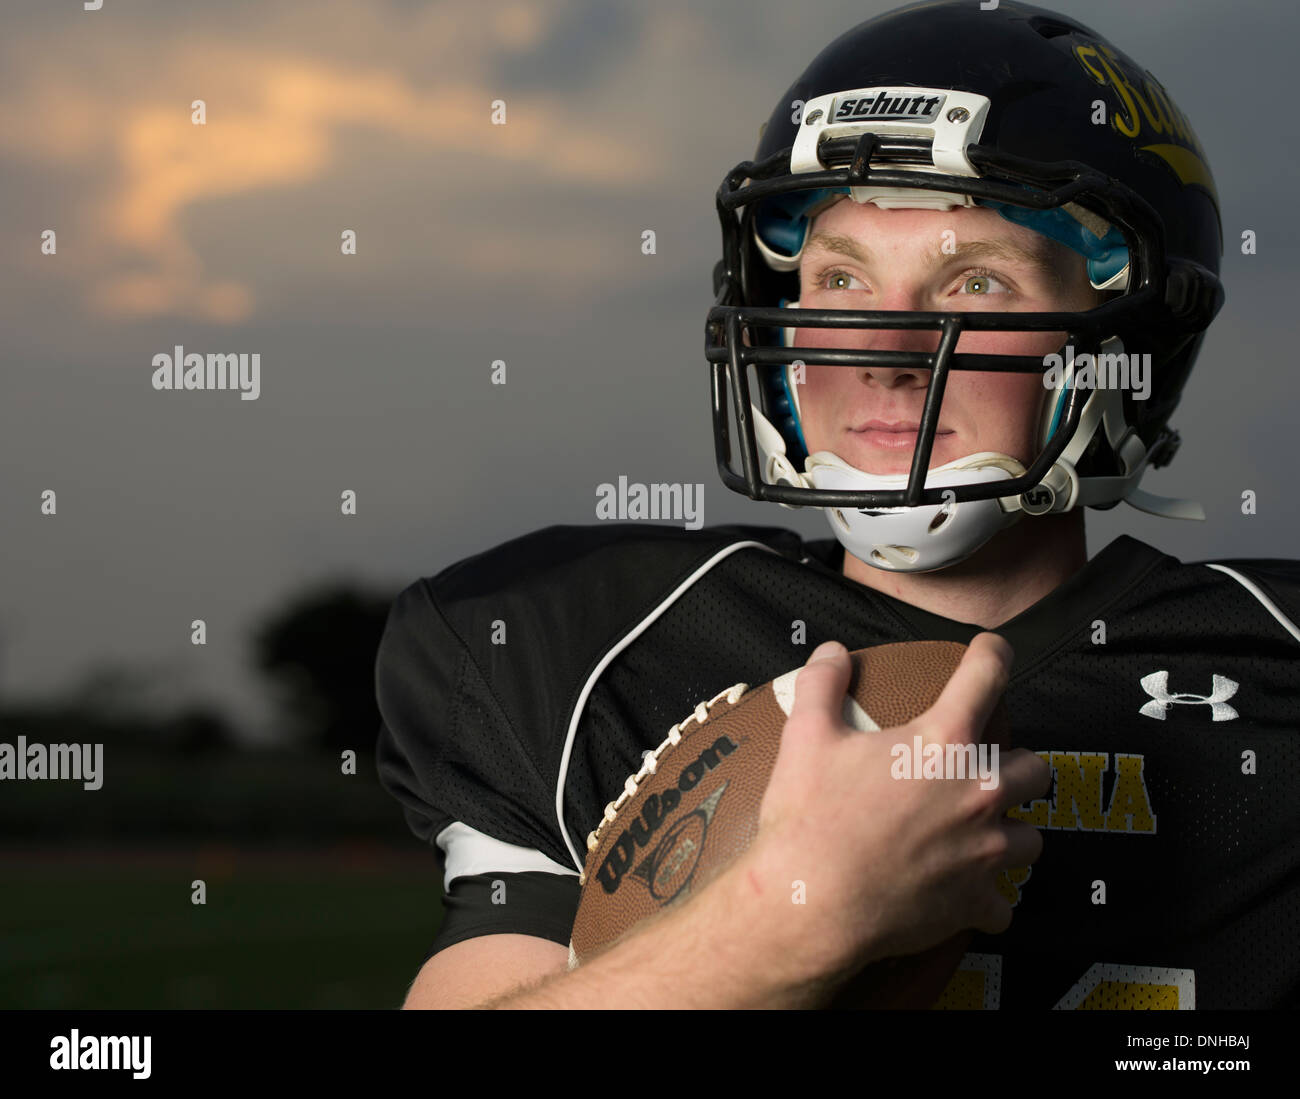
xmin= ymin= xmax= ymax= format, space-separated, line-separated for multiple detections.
xmin=374 ymin=522 xmax=1300 ymax=1009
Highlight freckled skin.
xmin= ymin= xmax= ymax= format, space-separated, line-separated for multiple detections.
xmin=785 ymin=197 xmax=1106 ymax=625
xmin=793 ymin=198 xmax=1104 ymax=476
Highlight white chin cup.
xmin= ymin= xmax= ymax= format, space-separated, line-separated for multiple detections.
xmin=804 ymin=450 xmax=1025 ymax=573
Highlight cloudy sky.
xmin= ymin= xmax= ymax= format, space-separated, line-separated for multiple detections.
xmin=2 ymin=0 xmax=1296 ymax=739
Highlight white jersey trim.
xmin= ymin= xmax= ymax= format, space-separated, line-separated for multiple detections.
xmin=554 ymin=539 xmax=782 ymax=871
xmin=435 ymin=821 xmax=578 ymax=892
xmin=1205 ymin=563 xmax=1300 ymax=645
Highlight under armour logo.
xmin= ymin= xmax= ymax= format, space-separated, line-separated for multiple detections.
xmin=1139 ymin=671 xmax=1239 ymax=722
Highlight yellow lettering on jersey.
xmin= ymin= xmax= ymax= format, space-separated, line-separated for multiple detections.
xmin=933 ymin=953 xmax=1002 ymax=1011
xmin=1085 ymin=981 xmax=1180 ymax=1009
xmin=1006 ymin=750 xmax=1051 ymax=827
xmin=995 ymin=865 xmax=1032 ymax=907
xmin=1104 ymin=752 xmax=1157 ymax=832
xmin=937 ymin=958 xmax=1195 ymax=1009
xmin=1049 ymin=752 xmax=1108 ymax=831
xmin=1007 ymin=751 xmax=1155 ymax=834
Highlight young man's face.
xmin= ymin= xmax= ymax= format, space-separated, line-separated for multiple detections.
xmin=793 ymin=198 xmax=1105 ymax=477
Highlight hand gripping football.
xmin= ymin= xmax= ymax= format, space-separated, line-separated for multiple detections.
xmin=567 ymin=640 xmax=1009 ymax=1008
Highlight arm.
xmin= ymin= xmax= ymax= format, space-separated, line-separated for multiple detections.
xmin=403 ymin=934 xmax=570 ymax=1009
xmin=480 ymin=842 xmax=843 ymax=1010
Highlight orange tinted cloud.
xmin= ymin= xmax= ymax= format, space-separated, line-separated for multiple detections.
xmin=1 ymin=10 xmax=656 ymax=322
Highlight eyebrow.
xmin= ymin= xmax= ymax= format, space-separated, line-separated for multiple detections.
xmin=804 ymin=231 xmax=1063 ymax=285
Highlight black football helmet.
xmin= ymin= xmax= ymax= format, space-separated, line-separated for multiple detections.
xmin=706 ymin=0 xmax=1224 ymax=571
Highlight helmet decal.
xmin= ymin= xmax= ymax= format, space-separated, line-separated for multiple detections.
xmin=1071 ymin=41 xmax=1218 ymax=201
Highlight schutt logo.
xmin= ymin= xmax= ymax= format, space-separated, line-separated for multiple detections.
xmin=832 ymin=91 xmax=944 ymax=123
xmin=596 ymin=734 xmax=738 ymax=895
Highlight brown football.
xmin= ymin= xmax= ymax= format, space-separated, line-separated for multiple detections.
xmin=567 ymin=640 xmax=1009 ymax=1008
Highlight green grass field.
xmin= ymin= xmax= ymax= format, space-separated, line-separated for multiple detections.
xmin=0 ymin=850 xmax=445 ymax=1009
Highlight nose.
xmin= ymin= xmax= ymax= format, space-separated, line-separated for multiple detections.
xmin=848 ymin=285 xmax=942 ymax=388
xmin=862 ymin=364 xmax=928 ymax=390
xmin=857 ymin=325 xmax=940 ymax=389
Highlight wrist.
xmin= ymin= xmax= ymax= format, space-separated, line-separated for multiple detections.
xmin=727 ymin=840 xmax=857 ymax=1004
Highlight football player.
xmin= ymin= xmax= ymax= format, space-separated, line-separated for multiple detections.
xmin=377 ymin=1 xmax=1299 ymax=1008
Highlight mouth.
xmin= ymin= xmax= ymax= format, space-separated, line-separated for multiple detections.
xmin=848 ymin=421 xmax=955 ymax=451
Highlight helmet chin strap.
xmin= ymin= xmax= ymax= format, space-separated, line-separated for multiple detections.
xmin=1024 ymin=337 xmax=1206 ymax=522
xmin=751 ymin=336 xmax=1204 ymax=573
xmin=805 ymin=450 xmax=1026 ymax=572
xmin=752 ymin=381 xmax=1027 ymax=571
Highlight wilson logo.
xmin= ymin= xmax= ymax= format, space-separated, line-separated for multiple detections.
xmin=632 ymin=783 xmax=728 ymax=903
xmin=596 ymin=735 xmax=739 ymax=895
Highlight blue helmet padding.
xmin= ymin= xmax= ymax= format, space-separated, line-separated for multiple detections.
xmin=776 ymin=341 xmax=811 ymax=457
xmin=754 ymin=189 xmax=1130 ymax=284
xmin=757 ymin=188 xmax=841 ymax=257
xmin=1048 ymin=391 xmax=1065 ymax=437
xmin=978 ymin=200 xmax=1129 ymax=287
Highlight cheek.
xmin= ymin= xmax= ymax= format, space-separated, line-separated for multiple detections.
xmin=954 ymin=328 xmax=1067 ymax=357
xmin=793 ymin=364 xmax=848 ymax=449
xmin=792 ymin=325 xmax=844 ymax=350
xmin=799 ymin=363 xmax=842 ymax=400
xmin=955 ymin=373 xmax=1047 ymax=453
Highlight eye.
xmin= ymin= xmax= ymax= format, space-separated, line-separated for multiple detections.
xmin=818 ymin=268 xmax=864 ymax=292
xmin=957 ymin=268 xmax=1010 ymax=295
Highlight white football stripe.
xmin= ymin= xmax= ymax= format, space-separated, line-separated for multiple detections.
xmin=770 ymin=669 xmax=881 ymax=731
xmin=842 ymin=695 xmax=882 ymax=732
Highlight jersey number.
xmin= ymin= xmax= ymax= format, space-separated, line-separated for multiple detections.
xmin=933 ymin=955 xmax=1196 ymax=1009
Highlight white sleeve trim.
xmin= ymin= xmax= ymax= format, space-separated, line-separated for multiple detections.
xmin=434 ymin=821 xmax=579 ymax=892
xmin=1205 ymin=563 xmax=1300 ymax=645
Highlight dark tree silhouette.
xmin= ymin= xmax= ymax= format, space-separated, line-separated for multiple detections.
xmin=0 ymin=662 xmax=235 ymax=755
xmin=253 ymin=584 xmax=396 ymax=753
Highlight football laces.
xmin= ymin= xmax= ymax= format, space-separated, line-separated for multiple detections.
xmin=580 ymin=682 xmax=749 ymax=879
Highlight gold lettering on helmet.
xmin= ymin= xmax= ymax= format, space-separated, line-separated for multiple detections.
xmin=1072 ymin=41 xmax=1216 ymax=199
